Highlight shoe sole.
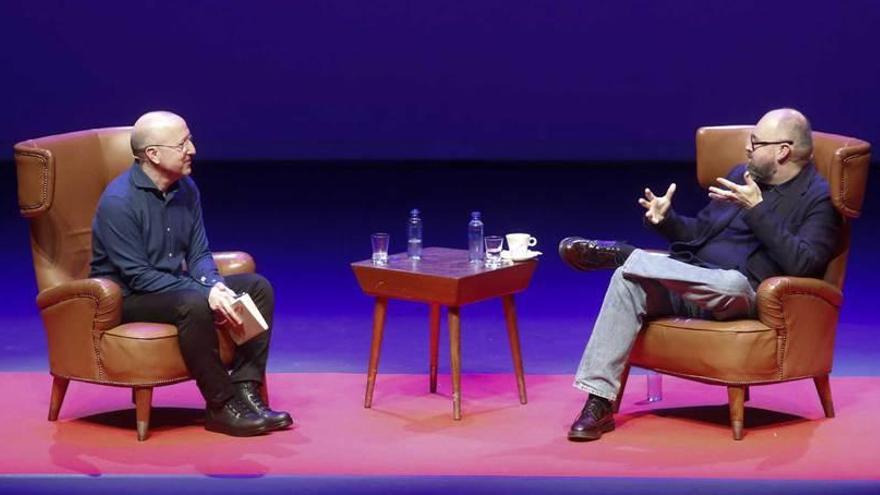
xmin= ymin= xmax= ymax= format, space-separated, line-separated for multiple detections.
xmin=205 ymin=422 xmax=273 ymax=437
xmin=267 ymin=416 xmax=295 ymax=431
xmin=558 ymin=237 xmax=591 ymax=272
xmin=567 ymin=421 xmax=615 ymax=442
xmin=559 ymin=237 xmax=619 ymax=272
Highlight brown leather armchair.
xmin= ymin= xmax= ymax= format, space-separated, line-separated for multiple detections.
xmin=616 ymin=127 xmax=871 ymax=439
xmin=14 ymin=127 xmax=262 ymax=441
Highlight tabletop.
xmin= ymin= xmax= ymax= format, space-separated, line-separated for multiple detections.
xmin=351 ymin=247 xmax=537 ymax=306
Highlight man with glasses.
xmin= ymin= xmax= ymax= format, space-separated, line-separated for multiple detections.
xmin=558 ymin=108 xmax=840 ymax=441
xmin=90 ymin=111 xmax=293 ymax=437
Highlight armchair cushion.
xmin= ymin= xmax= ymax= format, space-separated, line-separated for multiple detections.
xmin=100 ymin=322 xmax=233 ymax=385
xmin=630 ymin=318 xmax=778 ymax=384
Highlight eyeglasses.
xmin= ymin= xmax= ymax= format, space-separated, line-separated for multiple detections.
xmin=749 ymin=135 xmax=793 ymax=152
xmin=140 ymin=136 xmax=194 ymax=154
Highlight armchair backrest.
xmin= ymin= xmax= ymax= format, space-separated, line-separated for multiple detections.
xmin=14 ymin=127 xmax=135 ymax=292
xmin=695 ymin=126 xmax=871 ymax=289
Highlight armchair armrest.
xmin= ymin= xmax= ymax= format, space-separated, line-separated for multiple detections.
xmin=213 ymin=251 xmax=256 ymax=276
xmin=756 ymin=276 xmax=842 ymax=378
xmin=756 ymin=276 xmax=842 ymax=333
xmin=37 ymin=278 xmax=123 ymax=380
xmin=36 ymin=278 xmax=123 ymax=332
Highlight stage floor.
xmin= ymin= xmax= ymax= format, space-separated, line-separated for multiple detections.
xmin=2 ymin=371 xmax=878 ymax=483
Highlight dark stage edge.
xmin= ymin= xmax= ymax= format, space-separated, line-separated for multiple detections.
xmin=2 ymin=475 xmax=879 ymax=495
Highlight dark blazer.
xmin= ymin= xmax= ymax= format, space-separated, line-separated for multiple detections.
xmin=653 ymin=163 xmax=841 ymax=287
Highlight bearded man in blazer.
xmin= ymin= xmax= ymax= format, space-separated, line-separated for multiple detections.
xmin=559 ymin=108 xmax=840 ymax=441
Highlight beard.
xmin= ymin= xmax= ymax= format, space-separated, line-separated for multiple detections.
xmin=747 ymin=161 xmax=774 ymax=184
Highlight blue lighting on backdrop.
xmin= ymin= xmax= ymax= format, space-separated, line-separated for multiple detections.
xmin=1 ymin=0 xmax=878 ymax=160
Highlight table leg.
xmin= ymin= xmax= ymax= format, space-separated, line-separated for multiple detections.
xmin=429 ymin=303 xmax=441 ymax=393
xmin=364 ymin=297 xmax=388 ymax=408
xmin=448 ymin=305 xmax=462 ymax=420
xmin=502 ymin=294 xmax=528 ymax=405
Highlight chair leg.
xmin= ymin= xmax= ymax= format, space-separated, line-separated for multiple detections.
xmin=727 ymin=386 xmax=746 ymax=440
xmin=613 ymin=364 xmax=631 ymax=413
xmin=813 ymin=374 xmax=835 ymax=418
xmin=744 ymin=386 xmax=750 ymax=403
xmin=133 ymin=387 xmax=153 ymax=441
xmin=48 ymin=376 xmax=69 ymax=421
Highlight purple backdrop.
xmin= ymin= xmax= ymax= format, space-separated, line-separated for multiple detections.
xmin=0 ymin=1 xmax=877 ymax=375
xmin=1 ymin=0 xmax=878 ymax=160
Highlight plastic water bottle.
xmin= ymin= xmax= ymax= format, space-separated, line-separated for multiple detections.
xmin=407 ymin=208 xmax=423 ymax=260
xmin=468 ymin=211 xmax=484 ymax=263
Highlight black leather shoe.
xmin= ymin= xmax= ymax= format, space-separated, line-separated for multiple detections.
xmin=558 ymin=237 xmax=635 ymax=271
xmin=205 ymin=397 xmax=272 ymax=437
xmin=568 ymin=395 xmax=615 ymax=441
xmin=237 ymin=381 xmax=294 ymax=431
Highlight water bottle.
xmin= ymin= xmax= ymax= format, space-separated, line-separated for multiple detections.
xmin=468 ymin=211 xmax=484 ymax=263
xmin=407 ymin=208 xmax=423 ymax=260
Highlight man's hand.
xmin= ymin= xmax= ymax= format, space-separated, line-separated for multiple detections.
xmin=708 ymin=171 xmax=763 ymax=209
xmin=638 ymin=183 xmax=676 ymax=225
xmin=208 ymin=282 xmax=243 ymax=325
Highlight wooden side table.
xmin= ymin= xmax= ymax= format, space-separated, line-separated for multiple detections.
xmin=351 ymin=247 xmax=537 ymax=420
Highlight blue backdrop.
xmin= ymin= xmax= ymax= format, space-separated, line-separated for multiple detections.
xmin=0 ymin=1 xmax=878 ymax=376
xmin=1 ymin=0 xmax=878 ymax=160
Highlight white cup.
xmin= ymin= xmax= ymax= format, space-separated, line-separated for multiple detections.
xmin=505 ymin=233 xmax=537 ymax=256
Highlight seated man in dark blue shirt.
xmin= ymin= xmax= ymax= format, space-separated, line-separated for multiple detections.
xmin=558 ymin=108 xmax=841 ymax=441
xmin=90 ymin=111 xmax=292 ymax=437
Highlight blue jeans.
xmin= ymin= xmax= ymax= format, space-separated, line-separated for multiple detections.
xmin=574 ymin=249 xmax=756 ymax=401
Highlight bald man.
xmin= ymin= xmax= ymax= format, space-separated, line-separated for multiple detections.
xmin=558 ymin=109 xmax=841 ymax=441
xmin=90 ymin=111 xmax=292 ymax=437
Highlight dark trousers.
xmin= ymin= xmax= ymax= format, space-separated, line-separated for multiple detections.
xmin=122 ymin=273 xmax=275 ymax=408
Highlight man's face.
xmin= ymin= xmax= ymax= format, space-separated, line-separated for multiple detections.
xmin=148 ymin=119 xmax=196 ymax=179
xmin=745 ymin=133 xmax=778 ymax=184
xmin=744 ymin=115 xmax=793 ymax=184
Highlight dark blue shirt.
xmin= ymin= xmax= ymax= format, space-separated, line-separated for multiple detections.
xmin=89 ymin=162 xmax=223 ymax=296
xmin=692 ymin=181 xmax=788 ymax=272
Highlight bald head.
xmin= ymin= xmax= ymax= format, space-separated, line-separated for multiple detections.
xmin=131 ymin=111 xmax=188 ymax=158
xmin=755 ymin=108 xmax=813 ymax=163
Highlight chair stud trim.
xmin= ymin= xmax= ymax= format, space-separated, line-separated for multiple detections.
xmin=14 ymin=148 xmax=53 ymax=214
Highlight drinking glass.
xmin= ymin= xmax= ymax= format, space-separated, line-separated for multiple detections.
xmin=646 ymin=370 xmax=662 ymax=402
xmin=371 ymin=233 xmax=390 ymax=265
xmin=484 ymin=235 xmax=504 ymax=268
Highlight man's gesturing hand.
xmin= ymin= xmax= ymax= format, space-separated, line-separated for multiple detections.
xmin=708 ymin=171 xmax=763 ymax=209
xmin=208 ymin=282 xmax=243 ymax=325
xmin=638 ymin=183 xmax=676 ymax=225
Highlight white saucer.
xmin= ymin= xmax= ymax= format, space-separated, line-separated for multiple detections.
xmin=501 ymin=250 xmax=542 ymax=262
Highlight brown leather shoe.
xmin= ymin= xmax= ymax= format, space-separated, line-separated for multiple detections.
xmin=558 ymin=237 xmax=635 ymax=271
xmin=568 ymin=395 xmax=615 ymax=441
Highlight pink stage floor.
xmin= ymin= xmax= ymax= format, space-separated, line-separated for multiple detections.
xmin=2 ymin=371 xmax=878 ymax=481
